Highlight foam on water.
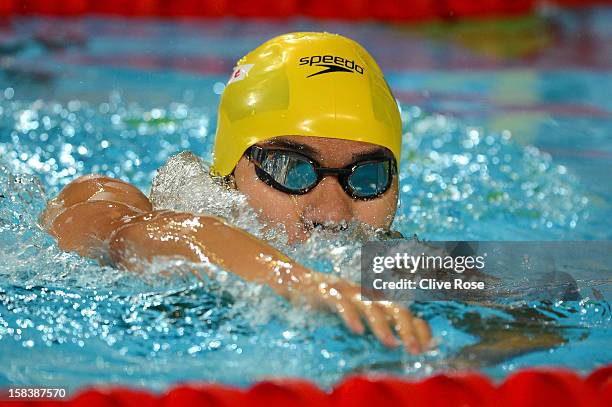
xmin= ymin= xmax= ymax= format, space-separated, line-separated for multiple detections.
xmin=0 ymin=92 xmax=609 ymax=390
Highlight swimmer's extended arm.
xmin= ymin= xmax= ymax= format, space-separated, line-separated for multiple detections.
xmin=109 ymin=210 xmax=431 ymax=353
xmin=42 ymin=175 xmax=431 ymax=354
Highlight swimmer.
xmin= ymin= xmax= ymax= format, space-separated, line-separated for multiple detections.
xmin=40 ymin=32 xmax=432 ymax=354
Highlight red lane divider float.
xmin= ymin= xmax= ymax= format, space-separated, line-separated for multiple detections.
xmin=3 ymin=366 xmax=610 ymax=407
xmin=1 ymin=0 xmax=611 ymax=20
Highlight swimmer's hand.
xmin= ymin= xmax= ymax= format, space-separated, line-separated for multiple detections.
xmin=288 ymin=270 xmax=432 ymax=354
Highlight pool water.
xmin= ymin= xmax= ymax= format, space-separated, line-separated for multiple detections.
xmin=1 ymin=7 xmax=611 ymax=392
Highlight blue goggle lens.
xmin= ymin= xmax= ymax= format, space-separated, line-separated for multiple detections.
xmin=348 ymin=161 xmax=391 ymax=198
xmin=260 ymin=153 xmax=318 ymax=190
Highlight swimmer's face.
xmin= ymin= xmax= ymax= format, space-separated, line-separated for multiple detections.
xmin=233 ymin=136 xmax=399 ymax=243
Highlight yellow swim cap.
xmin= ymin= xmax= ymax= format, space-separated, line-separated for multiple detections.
xmin=211 ymin=32 xmax=402 ymax=177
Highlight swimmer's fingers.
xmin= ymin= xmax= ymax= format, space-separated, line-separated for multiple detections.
xmin=382 ymin=302 xmax=419 ymax=353
xmin=413 ymin=317 xmax=433 ymax=351
xmin=380 ymin=303 xmax=426 ymax=354
xmin=307 ymin=276 xmax=424 ymax=350
xmin=334 ymin=298 xmax=364 ymax=335
xmin=353 ymin=298 xmax=398 ymax=348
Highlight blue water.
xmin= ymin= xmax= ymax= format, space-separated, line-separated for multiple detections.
xmin=0 ymin=7 xmax=611 ymax=392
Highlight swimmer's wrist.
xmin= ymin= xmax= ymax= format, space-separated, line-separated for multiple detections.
xmin=280 ymin=266 xmax=342 ymax=305
xmin=268 ymin=263 xmax=317 ymax=302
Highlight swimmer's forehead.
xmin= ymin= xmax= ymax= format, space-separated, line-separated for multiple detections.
xmin=258 ymin=136 xmax=393 ymax=164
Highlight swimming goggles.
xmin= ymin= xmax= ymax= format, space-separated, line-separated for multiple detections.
xmin=245 ymin=145 xmax=396 ymax=200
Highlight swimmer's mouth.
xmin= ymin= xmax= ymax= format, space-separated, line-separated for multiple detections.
xmin=303 ymin=220 xmax=349 ymax=233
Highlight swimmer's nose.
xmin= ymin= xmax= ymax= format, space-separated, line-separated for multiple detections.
xmin=301 ymin=176 xmax=354 ymax=227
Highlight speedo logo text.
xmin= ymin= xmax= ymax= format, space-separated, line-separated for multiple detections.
xmin=299 ymin=55 xmax=364 ymax=77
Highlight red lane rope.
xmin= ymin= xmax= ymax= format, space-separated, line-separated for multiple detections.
xmin=1 ymin=0 xmax=611 ymax=20
xmin=3 ymin=366 xmax=610 ymax=406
